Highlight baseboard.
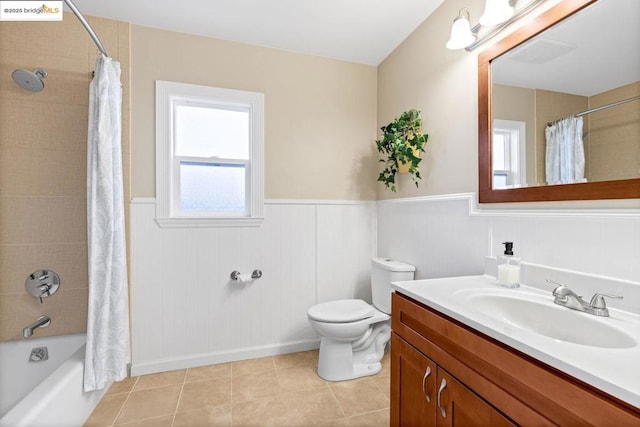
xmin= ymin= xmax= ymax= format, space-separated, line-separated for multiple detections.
xmin=130 ymin=339 xmax=320 ymax=376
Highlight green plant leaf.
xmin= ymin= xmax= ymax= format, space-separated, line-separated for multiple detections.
xmin=374 ymin=109 xmax=429 ymax=191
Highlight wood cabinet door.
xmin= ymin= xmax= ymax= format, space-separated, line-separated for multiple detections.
xmin=391 ymin=333 xmax=437 ymax=427
xmin=435 ymin=369 xmax=515 ymax=427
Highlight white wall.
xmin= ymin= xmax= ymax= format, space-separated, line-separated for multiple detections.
xmin=129 ymin=199 xmax=376 ymax=375
xmin=377 ymin=196 xmax=489 ymax=279
xmin=378 ymin=194 xmax=640 ymax=284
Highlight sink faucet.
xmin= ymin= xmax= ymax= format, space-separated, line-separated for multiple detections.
xmin=23 ymin=315 xmax=51 ymax=338
xmin=548 ymin=280 xmax=622 ymax=317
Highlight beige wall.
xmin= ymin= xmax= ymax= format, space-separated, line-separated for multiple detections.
xmin=0 ymin=13 xmax=130 ymax=341
xmin=493 ymin=87 xmax=590 ymax=186
xmin=130 ymin=26 xmax=378 ymax=201
xmin=376 ymin=0 xmax=640 ymax=204
xmin=377 ymin=0 xmax=483 ymax=199
xmin=492 ymin=84 xmax=536 ymax=185
xmin=491 ymin=82 xmax=640 ymax=185
xmin=588 ymin=81 xmax=640 ymax=182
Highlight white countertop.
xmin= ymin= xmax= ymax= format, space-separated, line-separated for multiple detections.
xmin=392 ymin=275 xmax=640 ymax=408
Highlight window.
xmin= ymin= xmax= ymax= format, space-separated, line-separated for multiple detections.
xmin=156 ymin=81 xmax=264 ymax=227
xmin=492 ymin=120 xmax=526 ymax=189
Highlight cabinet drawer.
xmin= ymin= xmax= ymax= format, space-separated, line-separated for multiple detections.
xmin=392 ymin=291 xmax=640 ymax=426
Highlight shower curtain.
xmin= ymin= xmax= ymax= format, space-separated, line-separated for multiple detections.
xmin=84 ymin=57 xmax=130 ymax=392
xmin=545 ymin=116 xmax=586 ymax=185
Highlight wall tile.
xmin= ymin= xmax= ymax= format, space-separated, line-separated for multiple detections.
xmin=0 ymin=98 xmax=88 ymax=151
xmin=0 ymin=147 xmax=86 ymax=196
xmin=0 ymin=242 xmax=87 ymax=294
xmin=0 ymin=196 xmax=86 ymax=245
xmin=0 ymin=288 xmax=88 ymax=341
xmin=0 ymin=14 xmax=89 ymax=60
xmin=0 ymin=13 xmax=129 ymax=345
xmin=0 ymin=47 xmax=91 ymax=105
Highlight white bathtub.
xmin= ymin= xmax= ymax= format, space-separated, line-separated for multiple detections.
xmin=0 ymin=334 xmax=110 ymax=427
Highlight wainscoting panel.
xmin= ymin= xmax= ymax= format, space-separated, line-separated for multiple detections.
xmin=131 ymin=194 xmax=639 ymax=375
xmin=490 ymin=214 xmax=640 ymax=283
xmin=316 ymin=203 xmax=377 ymax=304
xmin=129 ymin=199 xmax=376 ymax=375
xmin=377 ymin=196 xmax=489 ymax=279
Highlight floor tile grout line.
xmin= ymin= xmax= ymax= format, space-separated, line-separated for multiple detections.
xmin=93 ymin=350 xmax=390 ymax=425
xmin=115 ymin=414 xmax=179 ymax=427
xmin=345 ymin=407 xmax=390 ymax=421
xmin=109 ymin=378 xmax=137 ymax=427
xmin=327 ymin=381 xmax=348 ymax=419
xmin=170 ymin=379 xmax=187 ymax=427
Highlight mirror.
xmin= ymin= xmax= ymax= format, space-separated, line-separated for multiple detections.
xmin=478 ymin=0 xmax=640 ymax=203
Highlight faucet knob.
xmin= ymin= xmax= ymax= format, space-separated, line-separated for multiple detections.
xmin=589 ymin=293 xmax=623 ymax=309
xmin=548 ymin=280 xmax=568 ymax=295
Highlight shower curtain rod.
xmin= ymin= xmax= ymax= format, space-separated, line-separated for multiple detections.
xmin=547 ymin=95 xmax=640 ymax=127
xmin=63 ymin=0 xmax=109 ymax=57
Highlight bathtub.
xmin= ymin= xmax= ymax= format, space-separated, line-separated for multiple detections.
xmin=0 ymin=333 xmax=110 ymax=427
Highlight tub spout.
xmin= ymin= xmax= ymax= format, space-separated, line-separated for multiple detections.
xmin=23 ymin=316 xmax=51 ymax=338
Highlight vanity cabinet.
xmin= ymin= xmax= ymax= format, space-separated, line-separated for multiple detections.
xmin=391 ymin=292 xmax=640 ymax=426
xmin=392 ymin=333 xmax=513 ymax=427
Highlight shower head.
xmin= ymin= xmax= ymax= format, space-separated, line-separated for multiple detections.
xmin=12 ymin=68 xmax=48 ymax=92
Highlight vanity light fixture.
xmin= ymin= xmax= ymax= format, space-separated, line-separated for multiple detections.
xmin=446 ymin=9 xmax=476 ymax=50
xmin=446 ymin=0 xmax=546 ymax=51
xmin=479 ymin=0 xmax=515 ymax=26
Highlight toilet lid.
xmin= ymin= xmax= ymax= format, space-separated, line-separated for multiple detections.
xmin=308 ymin=299 xmax=375 ymax=323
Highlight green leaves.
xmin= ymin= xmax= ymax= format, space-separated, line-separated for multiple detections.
xmin=375 ymin=109 xmax=429 ymax=192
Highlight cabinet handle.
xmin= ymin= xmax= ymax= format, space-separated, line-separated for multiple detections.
xmin=422 ymin=366 xmax=432 ymax=402
xmin=437 ymin=378 xmax=447 ymax=418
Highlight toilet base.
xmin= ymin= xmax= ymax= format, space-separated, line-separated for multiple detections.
xmin=316 ymin=322 xmax=390 ymax=381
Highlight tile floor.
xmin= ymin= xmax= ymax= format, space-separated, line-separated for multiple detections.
xmin=85 ymin=350 xmax=391 ymax=427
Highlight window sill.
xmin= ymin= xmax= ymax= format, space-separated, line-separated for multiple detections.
xmin=154 ymin=217 xmax=264 ymax=228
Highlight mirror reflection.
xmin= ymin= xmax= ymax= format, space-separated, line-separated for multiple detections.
xmin=490 ymin=0 xmax=640 ymax=190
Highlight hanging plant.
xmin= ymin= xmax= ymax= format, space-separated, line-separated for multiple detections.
xmin=375 ymin=109 xmax=429 ymax=192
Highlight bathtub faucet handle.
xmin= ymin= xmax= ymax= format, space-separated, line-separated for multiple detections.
xmin=38 ymin=284 xmax=52 ymax=303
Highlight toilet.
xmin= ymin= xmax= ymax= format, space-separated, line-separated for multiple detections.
xmin=307 ymin=257 xmax=415 ymax=381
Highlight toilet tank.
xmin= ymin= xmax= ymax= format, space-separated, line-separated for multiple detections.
xmin=371 ymin=257 xmax=415 ymax=314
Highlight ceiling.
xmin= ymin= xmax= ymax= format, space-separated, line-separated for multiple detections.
xmin=66 ymin=0 xmax=445 ymax=66
xmin=492 ymin=0 xmax=640 ymax=97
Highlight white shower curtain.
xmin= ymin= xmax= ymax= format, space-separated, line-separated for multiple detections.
xmin=545 ymin=116 xmax=586 ymax=185
xmin=84 ymin=56 xmax=130 ymax=392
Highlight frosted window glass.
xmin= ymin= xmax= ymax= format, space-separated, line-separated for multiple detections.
xmin=175 ymin=105 xmax=249 ymax=159
xmin=180 ymin=162 xmax=246 ymax=212
xmin=493 ymin=133 xmax=506 ymax=169
xmin=493 ymin=173 xmax=508 ymax=188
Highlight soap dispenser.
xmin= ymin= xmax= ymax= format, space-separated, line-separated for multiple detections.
xmin=497 ymin=241 xmax=520 ymax=288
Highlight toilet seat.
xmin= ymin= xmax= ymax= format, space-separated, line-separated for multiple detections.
xmin=307 ymin=299 xmax=374 ymax=323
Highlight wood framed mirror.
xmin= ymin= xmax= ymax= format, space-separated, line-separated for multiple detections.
xmin=478 ymin=0 xmax=640 ymax=203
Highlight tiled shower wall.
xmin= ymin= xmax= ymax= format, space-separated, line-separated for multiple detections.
xmin=0 ymin=14 xmax=130 ymax=341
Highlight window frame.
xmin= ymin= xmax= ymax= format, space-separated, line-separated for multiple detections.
xmin=492 ymin=119 xmax=526 ymax=189
xmin=155 ymin=81 xmax=264 ymax=228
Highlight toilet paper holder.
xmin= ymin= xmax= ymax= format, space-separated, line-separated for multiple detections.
xmin=230 ymin=269 xmax=263 ymax=281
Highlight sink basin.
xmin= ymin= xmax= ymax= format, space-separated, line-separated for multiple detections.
xmin=393 ymin=275 xmax=640 ymax=408
xmin=465 ymin=293 xmax=637 ymax=349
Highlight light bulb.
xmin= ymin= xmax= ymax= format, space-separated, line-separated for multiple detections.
xmin=479 ymin=0 xmax=515 ymax=26
xmin=446 ymin=10 xmax=476 ymax=50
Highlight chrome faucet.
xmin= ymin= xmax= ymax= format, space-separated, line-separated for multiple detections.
xmin=23 ymin=316 xmax=51 ymax=338
xmin=548 ymin=280 xmax=622 ymax=317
